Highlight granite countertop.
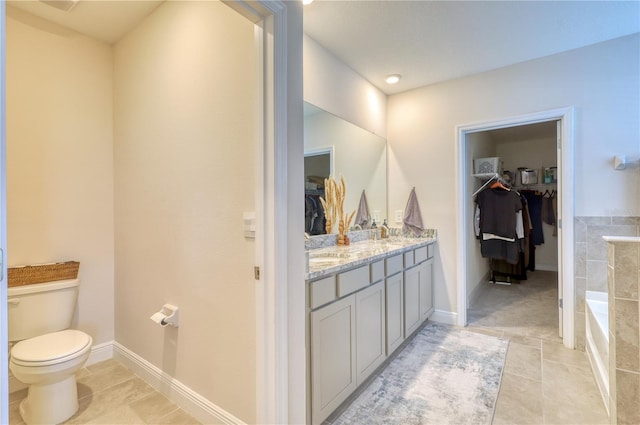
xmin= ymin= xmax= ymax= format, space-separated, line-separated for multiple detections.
xmin=306 ymin=237 xmax=437 ymax=280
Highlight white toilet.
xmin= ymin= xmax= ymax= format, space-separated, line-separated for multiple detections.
xmin=8 ymin=279 xmax=92 ymax=425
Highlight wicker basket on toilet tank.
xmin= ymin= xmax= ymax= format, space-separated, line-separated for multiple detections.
xmin=8 ymin=261 xmax=80 ymax=287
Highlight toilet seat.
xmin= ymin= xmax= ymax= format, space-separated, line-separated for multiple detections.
xmin=11 ymin=330 xmax=91 ymax=367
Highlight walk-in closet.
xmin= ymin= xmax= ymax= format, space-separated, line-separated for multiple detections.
xmin=466 ymin=120 xmax=561 ymax=341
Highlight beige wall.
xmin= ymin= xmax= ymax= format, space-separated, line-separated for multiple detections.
xmin=6 ymin=7 xmax=115 ymax=344
xmin=113 ymin=1 xmax=257 ymax=422
xmin=387 ymin=34 xmax=640 ymax=317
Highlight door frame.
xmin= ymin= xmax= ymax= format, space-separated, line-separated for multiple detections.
xmin=226 ymin=1 xmax=302 ymax=423
xmin=455 ymin=107 xmax=575 ymax=349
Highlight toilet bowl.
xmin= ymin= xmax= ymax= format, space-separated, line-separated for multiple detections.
xmin=10 ymin=329 xmax=92 ymax=424
xmin=8 ymin=279 xmax=92 ymax=425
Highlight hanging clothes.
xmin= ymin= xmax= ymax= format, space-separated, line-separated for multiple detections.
xmin=522 ymin=190 xmax=544 ymax=246
xmin=490 ymin=192 xmax=532 ymax=280
xmin=475 ymin=185 xmax=524 ymax=265
xmin=305 ymin=194 xmax=326 ymax=235
xmin=541 ymin=190 xmax=558 ymax=237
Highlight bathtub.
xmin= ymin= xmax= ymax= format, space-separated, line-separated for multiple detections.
xmin=585 ymin=290 xmax=609 ymax=414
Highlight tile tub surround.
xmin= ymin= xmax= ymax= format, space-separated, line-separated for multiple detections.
xmin=574 ymin=217 xmax=640 ymax=350
xmin=604 ymin=236 xmax=640 ymax=425
xmin=306 ymin=234 xmax=437 ymax=280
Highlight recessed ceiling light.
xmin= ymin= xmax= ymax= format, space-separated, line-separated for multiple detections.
xmin=302 ymin=0 xmax=315 ymax=5
xmin=385 ymin=74 xmax=401 ymax=85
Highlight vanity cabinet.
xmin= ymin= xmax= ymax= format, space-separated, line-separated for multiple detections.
xmin=355 ymin=281 xmax=386 ymax=385
xmin=404 ymin=246 xmax=434 ymax=337
xmin=419 ymin=259 xmax=434 ymax=321
xmin=310 ymin=294 xmax=357 ymax=424
xmin=385 ymin=271 xmax=404 ymax=354
xmin=310 ymin=263 xmax=384 ymax=424
xmin=308 ymin=240 xmax=436 ymax=425
xmin=404 ymin=265 xmax=422 ymax=336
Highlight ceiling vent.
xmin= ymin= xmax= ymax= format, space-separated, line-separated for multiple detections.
xmin=39 ymin=0 xmax=80 ymax=12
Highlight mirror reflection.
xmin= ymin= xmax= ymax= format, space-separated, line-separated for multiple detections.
xmin=304 ymin=103 xmax=387 ymax=235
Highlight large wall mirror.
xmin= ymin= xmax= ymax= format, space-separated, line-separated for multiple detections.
xmin=304 ymin=102 xmax=387 ymax=234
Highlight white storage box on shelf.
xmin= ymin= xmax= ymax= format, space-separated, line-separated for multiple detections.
xmin=473 ymin=157 xmax=500 ymax=175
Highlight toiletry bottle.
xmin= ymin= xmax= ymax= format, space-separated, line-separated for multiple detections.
xmin=371 ymin=219 xmax=377 ymax=240
xmin=381 ymin=219 xmax=389 ymax=239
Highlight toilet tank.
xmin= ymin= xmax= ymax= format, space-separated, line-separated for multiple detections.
xmin=8 ymin=279 xmax=80 ymax=342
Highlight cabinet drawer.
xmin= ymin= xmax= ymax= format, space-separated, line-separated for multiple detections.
xmin=404 ymin=250 xmax=415 ymax=268
xmin=414 ymin=246 xmax=428 ymax=263
xmin=310 ymin=275 xmax=336 ymax=309
xmin=427 ymin=243 xmax=434 ymax=259
xmin=337 ymin=265 xmax=370 ymax=297
xmin=385 ymin=254 xmax=404 ymax=276
xmin=370 ymin=260 xmax=385 ymax=283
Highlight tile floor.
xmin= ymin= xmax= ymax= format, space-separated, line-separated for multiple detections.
xmin=467 ymin=270 xmax=609 ymax=424
xmin=9 ymin=359 xmax=200 ymax=425
xmin=9 ymin=270 xmax=608 ymax=425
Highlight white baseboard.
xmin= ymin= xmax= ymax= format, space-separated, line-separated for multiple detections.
xmin=429 ymin=309 xmax=457 ymax=325
xmin=113 ymin=342 xmax=244 ymax=425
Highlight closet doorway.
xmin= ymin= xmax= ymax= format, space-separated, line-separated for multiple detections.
xmin=455 ymin=108 xmax=575 ymax=349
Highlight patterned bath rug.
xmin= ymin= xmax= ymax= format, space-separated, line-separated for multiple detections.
xmin=331 ymin=322 xmax=508 ymax=425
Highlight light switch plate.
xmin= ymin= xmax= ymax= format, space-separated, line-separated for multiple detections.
xmin=243 ymin=212 xmax=256 ymax=238
xmin=395 ymin=210 xmax=403 ymax=224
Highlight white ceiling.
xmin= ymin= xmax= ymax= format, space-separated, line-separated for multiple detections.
xmin=304 ymin=0 xmax=640 ymax=95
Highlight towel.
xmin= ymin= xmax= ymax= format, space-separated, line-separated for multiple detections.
xmin=403 ymin=187 xmax=424 ymax=236
xmin=354 ymin=190 xmax=371 ymax=228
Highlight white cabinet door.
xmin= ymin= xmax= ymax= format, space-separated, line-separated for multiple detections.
xmin=356 ymin=281 xmax=386 ymax=385
xmin=311 ymin=294 xmax=356 ymax=425
xmin=404 ymin=266 xmax=421 ymax=336
xmin=385 ymin=272 xmax=404 ymax=355
xmin=419 ymin=259 xmax=434 ymax=322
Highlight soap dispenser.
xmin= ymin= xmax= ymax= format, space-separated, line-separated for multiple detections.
xmin=381 ymin=219 xmax=389 ymax=239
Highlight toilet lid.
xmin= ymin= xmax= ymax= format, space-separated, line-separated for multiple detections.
xmin=11 ymin=330 xmax=92 ymax=366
